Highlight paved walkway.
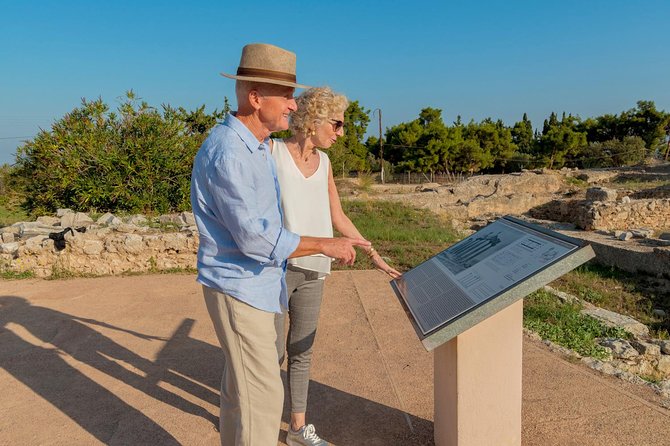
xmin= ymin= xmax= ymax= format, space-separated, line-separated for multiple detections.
xmin=1 ymin=271 xmax=668 ymax=445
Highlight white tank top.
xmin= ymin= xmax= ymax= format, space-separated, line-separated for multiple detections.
xmin=272 ymin=139 xmax=333 ymax=274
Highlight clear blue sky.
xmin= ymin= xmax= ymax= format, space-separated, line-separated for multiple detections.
xmin=2 ymin=0 xmax=669 ymax=165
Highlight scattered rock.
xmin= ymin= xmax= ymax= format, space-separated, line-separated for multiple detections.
xmin=618 ymin=231 xmax=633 ymax=241
xmin=35 ymin=216 xmax=61 ymax=226
xmin=582 ymin=307 xmax=649 ymax=337
xmin=60 ymin=212 xmax=94 ymax=228
xmin=630 ymin=228 xmax=653 ymax=239
xmin=16 ymin=222 xmax=57 ymax=237
xmin=125 ymin=215 xmax=147 ymax=225
xmin=543 ymin=285 xmax=583 ymax=304
xmin=576 ymin=171 xmax=619 ymax=184
xmin=660 ymin=233 xmax=670 ymax=241
xmin=159 ymin=214 xmax=183 ymax=226
xmin=598 ymin=339 xmax=639 ymax=359
xmin=0 ymin=242 xmax=19 ymax=255
xmin=620 ymin=196 xmax=631 ymax=204
xmin=115 ymin=223 xmax=139 ymax=233
xmin=97 ymin=213 xmax=122 ymax=226
xmin=180 ymin=212 xmax=196 ymax=226
xmin=56 ymin=208 xmax=73 ymax=217
xmin=659 ymin=380 xmax=670 ymax=396
xmin=649 ymin=239 xmax=670 ymax=247
xmin=658 ymin=356 xmax=670 ymax=375
xmin=1 ymin=232 xmax=16 ymax=243
xmin=658 ymin=341 xmax=670 ymax=355
xmin=415 ymin=183 xmax=441 ymax=193
xmin=630 ymin=340 xmax=661 ymax=356
xmin=653 ymin=309 xmax=667 ymax=318
xmin=586 ymin=187 xmax=618 ymax=202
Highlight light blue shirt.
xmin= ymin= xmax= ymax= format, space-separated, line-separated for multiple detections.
xmin=190 ymin=113 xmax=300 ymax=313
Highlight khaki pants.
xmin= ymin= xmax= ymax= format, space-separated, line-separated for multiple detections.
xmin=203 ymin=286 xmax=283 ymax=446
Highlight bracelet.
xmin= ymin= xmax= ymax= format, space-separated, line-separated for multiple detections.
xmin=366 ymin=247 xmax=376 ymax=258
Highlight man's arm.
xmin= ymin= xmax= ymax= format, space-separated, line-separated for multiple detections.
xmin=290 ymin=236 xmax=370 ymax=266
xmin=206 ymin=154 xmax=299 ymax=266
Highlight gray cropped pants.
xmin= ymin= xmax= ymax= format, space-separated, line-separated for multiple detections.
xmin=274 ymin=266 xmax=325 ymax=413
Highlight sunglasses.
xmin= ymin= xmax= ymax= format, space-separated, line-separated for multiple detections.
xmin=329 ymin=119 xmax=344 ymax=132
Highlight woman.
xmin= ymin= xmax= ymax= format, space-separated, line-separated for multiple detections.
xmin=272 ymin=87 xmax=400 ymax=446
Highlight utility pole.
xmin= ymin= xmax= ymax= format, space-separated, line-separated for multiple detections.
xmin=374 ymin=108 xmax=385 ymax=184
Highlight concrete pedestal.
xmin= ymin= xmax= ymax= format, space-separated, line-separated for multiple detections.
xmin=434 ymin=300 xmax=523 ymax=446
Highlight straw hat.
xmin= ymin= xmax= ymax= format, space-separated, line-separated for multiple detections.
xmin=221 ymin=43 xmax=310 ymax=89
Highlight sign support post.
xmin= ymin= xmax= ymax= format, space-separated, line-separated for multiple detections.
xmin=390 ymin=216 xmax=596 ymax=445
xmin=434 ymin=300 xmax=523 ymax=446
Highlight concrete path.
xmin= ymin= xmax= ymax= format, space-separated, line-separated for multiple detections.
xmin=1 ymin=271 xmax=668 ymax=445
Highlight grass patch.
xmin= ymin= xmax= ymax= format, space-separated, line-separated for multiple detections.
xmin=564 ymin=176 xmax=589 ymax=188
xmin=610 ymin=177 xmax=669 ymax=190
xmin=639 ymin=374 xmax=663 ymax=385
xmin=47 ymin=265 xmax=98 ymax=280
xmin=120 ymin=267 xmax=197 ymax=277
xmin=550 ymin=262 xmax=670 ymax=333
xmin=356 ymin=171 xmax=376 ymax=193
xmin=0 ymin=201 xmax=29 ymax=227
xmin=523 ymin=289 xmax=630 ymax=359
xmin=0 ymin=268 xmax=35 ymax=280
xmin=334 ymin=200 xmax=461 ymax=271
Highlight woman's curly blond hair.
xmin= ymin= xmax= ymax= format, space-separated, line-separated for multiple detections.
xmin=289 ymin=87 xmax=349 ymax=137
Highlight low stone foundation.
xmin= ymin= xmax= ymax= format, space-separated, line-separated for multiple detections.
xmin=553 ymin=229 xmax=670 ymax=279
xmin=1 ymin=210 xmax=198 ymax=277
xmin=531 ymin=196 xmax=670 ymax=232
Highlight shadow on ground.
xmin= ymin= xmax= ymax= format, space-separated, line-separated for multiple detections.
xmin=0 ymin=295 xmax=432 ymax=445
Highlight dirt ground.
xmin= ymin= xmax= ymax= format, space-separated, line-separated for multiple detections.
xmin=2 ymin=271 xmax=670 ymax=445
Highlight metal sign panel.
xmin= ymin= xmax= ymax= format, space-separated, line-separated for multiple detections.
xmin=391 ymin=216 xmax=595 ymax=350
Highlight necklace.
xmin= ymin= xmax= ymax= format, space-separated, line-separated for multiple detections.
xmin=289 ymin=146 xmax=310 ymax=163
xmin=286 ymin=140 xmax=314 ymax=163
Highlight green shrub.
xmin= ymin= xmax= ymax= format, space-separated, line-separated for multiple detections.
xmin=13 ymin=91 xmax=226 ymax=215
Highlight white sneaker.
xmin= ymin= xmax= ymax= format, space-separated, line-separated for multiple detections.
xmin=286 ymin=424 xmax=328 ymax=446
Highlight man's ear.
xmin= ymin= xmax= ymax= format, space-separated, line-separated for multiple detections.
xmin=248 ymin=89 xmax=262 ymax=111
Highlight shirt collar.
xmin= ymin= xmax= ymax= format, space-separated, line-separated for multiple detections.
xmin=223 ymin=113 xmax=269 ymax=153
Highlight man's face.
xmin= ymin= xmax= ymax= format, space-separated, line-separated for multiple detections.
xmin=256 ymin=85 xmax=297 ymax=133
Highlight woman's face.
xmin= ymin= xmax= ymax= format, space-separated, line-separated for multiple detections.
xmin=311 ymin=111 xmax=345 ymax=149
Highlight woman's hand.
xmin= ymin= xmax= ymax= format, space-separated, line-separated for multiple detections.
xmin=368 ymin=249 xmax=401 ymax=279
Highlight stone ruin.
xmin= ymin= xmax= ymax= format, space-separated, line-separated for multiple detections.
xmin=367 ymin=169 xmax=565 ymax=221
xmin=2 ymin=165 xmax=669 ymax=281
xmin=1 ymin=209 xmax=198 ymax=277
xmin=370 ymin=164 xmax=670 ymax=279
xmin=529 ymin=186 xmax=670 ymax=233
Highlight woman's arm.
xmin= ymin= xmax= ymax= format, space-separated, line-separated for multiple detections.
xmin=327 ymin=163 xmax=401 ymax=278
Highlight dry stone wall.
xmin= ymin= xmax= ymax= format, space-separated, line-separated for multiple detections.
xmin=588 ymin=199 xmax=670 ymax=231
xmin=1 ymin=210 xmax=198 ymax=277
xmin=530 ymin=186 xmax=670 ymax=232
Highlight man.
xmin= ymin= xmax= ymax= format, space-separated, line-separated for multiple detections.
xmin=190 ymin=43 xmax=369 ymax=446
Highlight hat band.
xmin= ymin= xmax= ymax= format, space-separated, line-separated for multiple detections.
xmin=236 ymin=67 xmax=297 ymax=83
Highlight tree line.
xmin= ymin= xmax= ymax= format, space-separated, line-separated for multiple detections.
xmin=357 ymin=100 xmax=669 ymax=176
xmin=4 ymin=92 xmax=669 ymax=214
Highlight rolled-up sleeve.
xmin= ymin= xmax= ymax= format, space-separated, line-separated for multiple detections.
xmin=207 ymin=154 xmax=299 ymax=266
xmin=271 ymin=225 xmax=300 ymax=264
